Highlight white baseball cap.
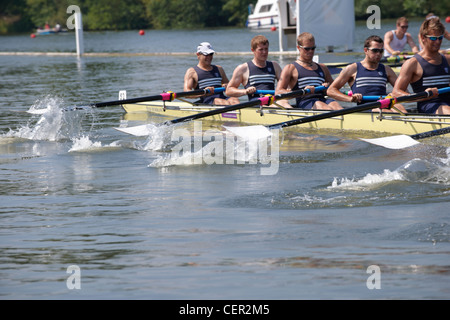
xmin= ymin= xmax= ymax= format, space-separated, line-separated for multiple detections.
xmin=197 ymin=42 xmax=215 ymax=55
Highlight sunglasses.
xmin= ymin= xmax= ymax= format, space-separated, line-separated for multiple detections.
xmin=298 ymin=45 xmax=316 ymax=51
xmin=366 ymin=48 xmax=384 ymax=53
xmin=399 ymin=25 xmax=408 ymax=29
xmin=425 ymin=35 xmax=444 ymax=41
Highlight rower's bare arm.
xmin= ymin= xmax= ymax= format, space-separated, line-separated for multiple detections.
xmin=275 ymin=65 xmax=295 ymax=108
xmin=273 ymin=61 xmax=283 ymax=81
xmin=225 ymin=63 xmax=251 ymax=97
xmin=385 ymin=65 xmax=398 ymax=87
xmin=392 ymin=59 xmax=417 ymax=97
xmin=217 ymin=65 xmax=230 ymax=85
xmin=327 ymin=64 xmax=358 ymax=102
xmin=320 ymin=64 xmax=335 ymax=86
xmin=184 ymin=68 xmax=197 ymax=91
xmin=183 ymin=68 xmax=204 ymax=98
xmin=406 ymin=33 xmax=419 ymax=53
xmin=275 ymin=64 xmax=294 ymax=94
xmin=384 ymin=32 xmax=396 ymax=55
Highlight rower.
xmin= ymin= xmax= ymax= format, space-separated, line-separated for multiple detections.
xmin=327 ymin=35 xmax=407 ymax=114
xmin=393 ymin=17 xmax=450 ymax=115
xmin=225 ymin=35 xmax=282 ymax=103
xmin=275 ymin=32 xmax=342 ymax=110
xmin=183 ymin=42 xmax=239 ymax=105
xmin=383 ymin=17 xmax=419 ymax=57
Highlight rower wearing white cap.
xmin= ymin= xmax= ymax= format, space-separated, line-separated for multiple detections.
xmin=183 ymin=42 xmax=239 ymax=105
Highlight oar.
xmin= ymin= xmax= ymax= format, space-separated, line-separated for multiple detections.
xmin=83 ymin=87 xmax=225 ymax=108
xmin=224 ymin=87 xmax=450 ymax=140
xmin=27 ymin=88 xmax=224 ymax=114
xmin=255 ymin=90 xmax=275 ymax=95
xmin=115 ymin=86 xmax=326 ymax=136
xmin=344 ymin=90 xmax=386 ymax=101
xmin=360 ymin=126 xmax=450 ymax=149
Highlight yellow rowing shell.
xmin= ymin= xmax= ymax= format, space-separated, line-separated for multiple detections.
xmin=121 ymin=100 xmax=450 ymax=137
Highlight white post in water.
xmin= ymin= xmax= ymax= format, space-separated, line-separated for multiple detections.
xmin=75 ymin=11 xmax=84 ymax=57
xmin=67 ymin=5 xmax=84 ymax=57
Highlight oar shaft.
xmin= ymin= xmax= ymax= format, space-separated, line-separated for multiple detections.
xmin=410 ymin=126 xmax=450 ymax=140
xmin=255 ymin=90 xmax=275 ymax=95
xmin=169 ymin=99 xmax=261 ymax=124
xmin=344 ymin=91 xmax=386 ymax=101
xmin=89 ymin=88 xmax=225 ymax=108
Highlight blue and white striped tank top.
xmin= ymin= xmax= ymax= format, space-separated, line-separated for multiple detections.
xmin=410 ymin=54 xmax=450 ymax=109
xmin=351 ymin=62 xmax=387 ymax=96
xmin=411 ymin=54 xmax=450 ymax=91
xmin=293 ymin=62 xmax=326 ymax=89
xmin=193 ymin=65 xmax=226 ymax=103
xmin=244 ymin=60 xmax=276 ymax=100
xmin=292 ymin=62 xmax=326 ymax=104
xmin=194 ymin=65 xmax=223 ymax=89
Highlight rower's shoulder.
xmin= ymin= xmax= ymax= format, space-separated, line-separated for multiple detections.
xmin=232 ymin=62 xmax=249 ymax=74
xmin=237 ymin=61 xmax=251 ymax=69
xmin=339 ymin=62 xmax=358 ymax=74
xmin=184 ymin=66 xmax=197 ymax=75
xmin=282 ymin=62 xmax=296 ymax=71
xmin=402 ymin=54 xmax=419 ymax=66
xmin=384 ymin=30 xmax=393 ymax=38
xmin=397 ymin=55 xmax=421 ymax=77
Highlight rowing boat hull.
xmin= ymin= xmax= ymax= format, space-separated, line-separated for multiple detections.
xmin=121 ymin=101 xmax=450 ymax=137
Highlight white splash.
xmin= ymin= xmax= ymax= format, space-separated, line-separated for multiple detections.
xmin=13 ymin=97 xmax=66 ymax=141
xmin=149 ymin=148 xmax=204 ymax=167
xmin=69 ymin=136 xmax=102 ymax=152
xmin=147 ymin=130 xmax=273 ymax=168
xmin=139 ymin=124 xmax=176 ymax=151
xmin=68 ymin=136 xmax=122 ymax=152
xmin=330 ymin=169 xmax=405 ymax=190
xmin=330 ymin=149 xmax=450 ymax=190
xmin=8 ymin=96 xmax=95 ymax=142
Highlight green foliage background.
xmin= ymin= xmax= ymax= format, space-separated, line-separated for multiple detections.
xmin=1 ymin=0 xmax=449 ymax=34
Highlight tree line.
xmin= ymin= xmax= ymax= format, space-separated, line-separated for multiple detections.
xmin=1 ymin=0 xmax=448 ymax=34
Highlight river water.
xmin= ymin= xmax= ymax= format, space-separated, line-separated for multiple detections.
xmin=1 ymin=20 xmax=449 ymax=300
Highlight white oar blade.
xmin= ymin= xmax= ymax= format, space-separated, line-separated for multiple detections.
xmin=114 ymin=124 xmax=152 ymax=136
xmin=27 ymin=108 xmax=49 ymax=115
xmin=223 ymin=125 xmax=272 ymax=140
xmin=360 ymin=134 xmax=420 ymax=149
